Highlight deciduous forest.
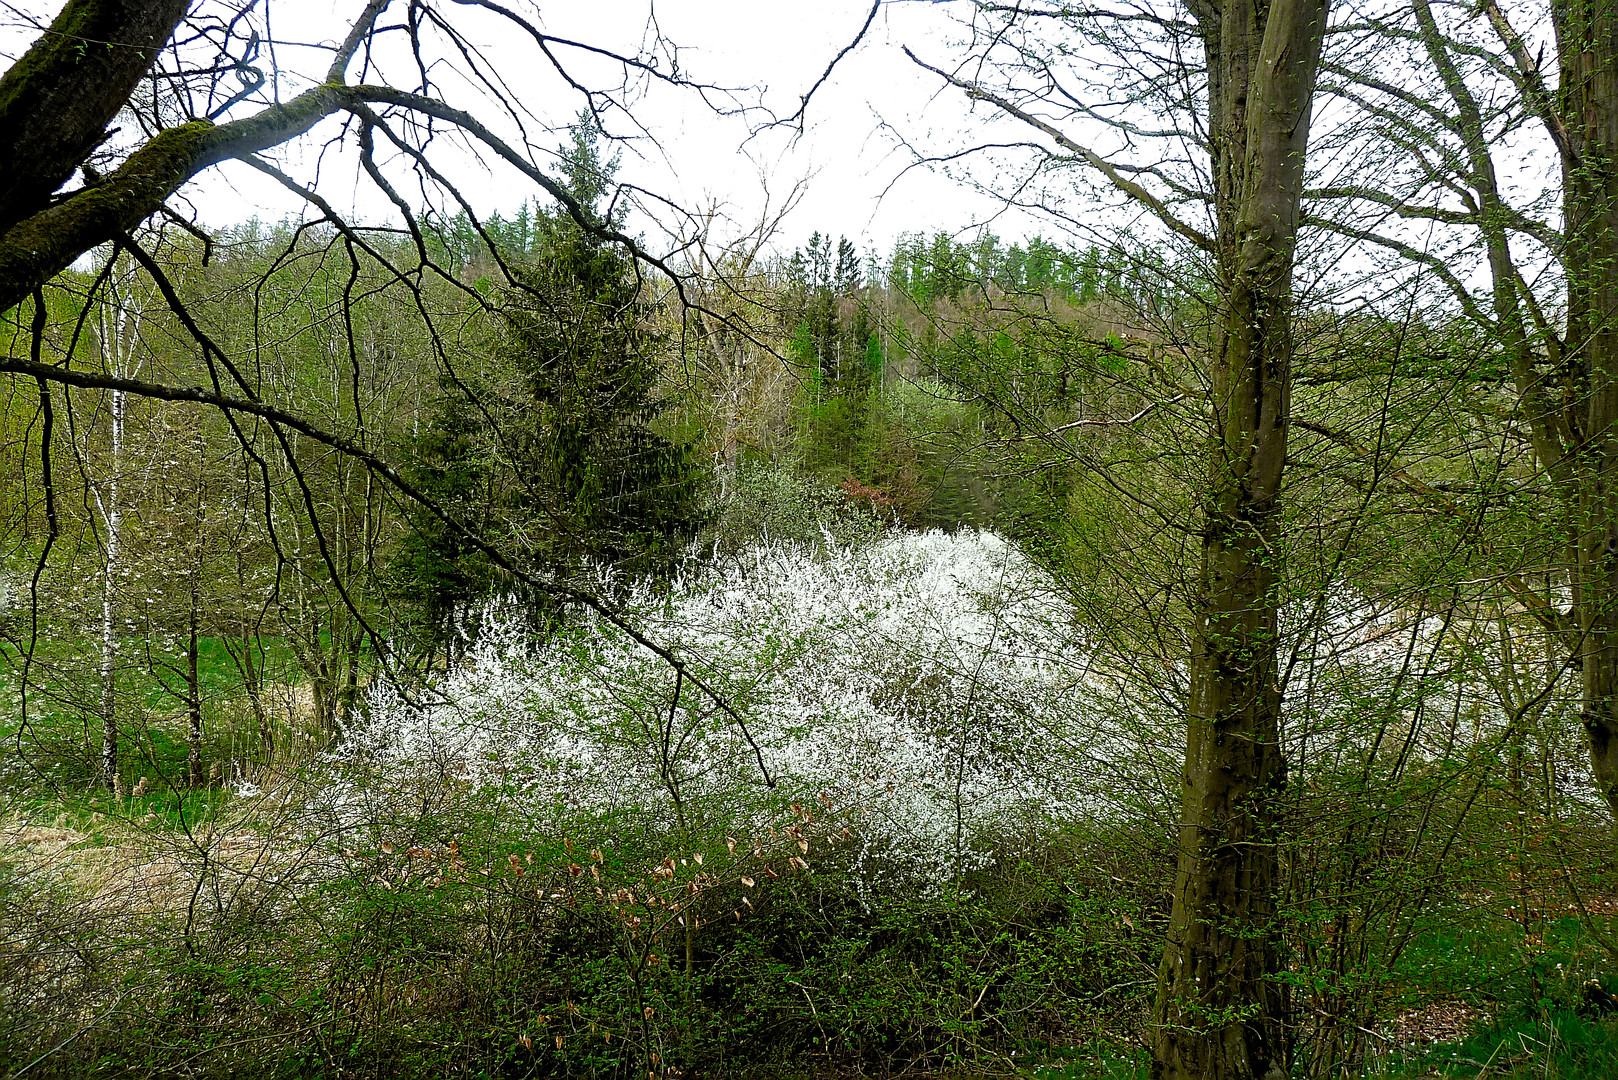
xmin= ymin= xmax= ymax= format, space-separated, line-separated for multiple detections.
xmin=3 ymin=1 xmax=1618 ymax=1078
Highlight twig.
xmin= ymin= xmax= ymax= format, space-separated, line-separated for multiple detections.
xmin=7 ymin=986 xmax=135 ymax=1079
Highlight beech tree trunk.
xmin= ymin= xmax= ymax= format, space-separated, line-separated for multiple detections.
xmin=1153 ymin=1 xmax=1328 ymax=1077
xmin=1553 ymin=0 xmax=1618 ymax=819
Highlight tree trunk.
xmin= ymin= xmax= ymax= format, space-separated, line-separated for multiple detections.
xmin=1554 ymin=0 xmax=1618 ymax=819
xmin=186 ymin=583 xmax=204 ymax=788
xmin=0 ymin=0 xmax=190 ymax=234
xmin=1153 ymin=1 xmax=1328 ymax=1077
xmin=97 ymin=382 xmax=122 ymax=791
xmin=94 ymin=260 xmax=141 ymax=791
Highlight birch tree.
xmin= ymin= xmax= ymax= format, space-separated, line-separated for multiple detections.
xmin=89 ymin=255 xmax=149 ymax=789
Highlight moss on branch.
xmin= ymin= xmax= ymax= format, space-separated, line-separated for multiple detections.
xmin=0 ymin=82 xmax=354 ymax=314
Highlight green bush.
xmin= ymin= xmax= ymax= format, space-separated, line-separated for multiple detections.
xmin=0 ymin=793 xmax=1161 ymax=1079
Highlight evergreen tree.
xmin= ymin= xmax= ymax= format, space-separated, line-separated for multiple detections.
xmin=785 ymin=230 xmax=881 ymax=476
xmin=395 ymin=114 xmax=704 ymax=645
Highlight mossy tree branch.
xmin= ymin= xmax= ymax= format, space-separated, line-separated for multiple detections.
xmin=0 ymin=0 xmax=190 ymax=233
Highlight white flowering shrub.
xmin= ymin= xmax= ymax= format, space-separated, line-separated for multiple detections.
xmin=342 ymin=529 xmax=1171 ymax=885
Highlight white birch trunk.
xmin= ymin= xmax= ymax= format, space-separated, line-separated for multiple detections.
xmin=97 ymin=383 xmax=124 ymax=789
xmin=94 ymin=259 xmax=142 ymax=790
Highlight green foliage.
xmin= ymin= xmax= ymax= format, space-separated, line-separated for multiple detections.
xmin=394 ymin=117 xmax=706 ymax=640
xmin=699 ymin=461 xmax=886 ymax=555
xmin=1 ymin=632 xmax=304 ymax=796
xmin=0 ymin=789 xmax=1160 ymax=1080
xmin=886 ymin=231 xmax=1133 ymax=306
xmin=1402 ymin=1011 xmax=1618 ymax=1079
xmin=784 ymin=231 xmax=883 ymax=483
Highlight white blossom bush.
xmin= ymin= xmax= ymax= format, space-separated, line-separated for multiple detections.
xmin=340 ymin=529 xmax=1171 ymax=885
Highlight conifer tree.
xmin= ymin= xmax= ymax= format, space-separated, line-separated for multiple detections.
xmin=396 ymin=115 xmax=704 ymax=642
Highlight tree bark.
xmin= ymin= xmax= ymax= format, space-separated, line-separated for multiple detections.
xmin=0 ymin=0 xmax=371 ymax=315
xmin=0 ymin=0 xmax=189 ymax=234
xmin=97 ymin=379 xmax=123 ymax=790
xmin=1153 ymin=1 xmax=1328 ymax=1078
xmin=93 ymin=260 xmax=141 ymax=791
xmin=186 ymin=592 xmax=204 ymax=788
xmin=1553 ymin=0 xmax=1618 ymax=818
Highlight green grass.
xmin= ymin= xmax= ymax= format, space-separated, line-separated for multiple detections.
xmin=1022 ymin=1014 xmax=1618 ymax=1080
xmin=1015 ymin=912 xmax=1618 ymax=1080
xmin=1 ymin=631 xmax=324 ymax=790
xmin=1024 ymin=1042 xmax=1146 ymax=1079
xmin=1375 ymin=1010 xmax=1618 ymax=1079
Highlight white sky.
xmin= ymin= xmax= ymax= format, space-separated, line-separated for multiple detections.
xmin=5 ymin=0 xmax=1557 ymax=286
xmin=1 ymin=0 xmax=1054 ymax=261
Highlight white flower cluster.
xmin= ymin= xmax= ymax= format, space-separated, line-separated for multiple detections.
xmin=344 ymin=530 xmax=1162 ymax=885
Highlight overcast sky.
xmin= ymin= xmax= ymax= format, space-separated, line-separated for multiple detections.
xmin=2 ymin=0 xmax=1057 ymax=261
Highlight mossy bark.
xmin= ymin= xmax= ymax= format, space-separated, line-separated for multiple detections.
xmin=0 ymin=85 xmax=351 ymax=314
xmin=1554 ymin=0 xmax=1618 ymax=820
xmin=1151 ymin=1 xmax=1329 ymax=1078
xmin=0 ymin=0 xmax=189 ymax=233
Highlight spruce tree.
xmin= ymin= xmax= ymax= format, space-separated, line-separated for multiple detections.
xmin=395 ymin=114 xmax=704 ymax=645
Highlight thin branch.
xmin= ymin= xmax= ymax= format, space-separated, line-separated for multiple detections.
xmin=903 ymin=46 xmax=1214 ymax=252
xmin=0 ymin=352 xmax=776 ymax=787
